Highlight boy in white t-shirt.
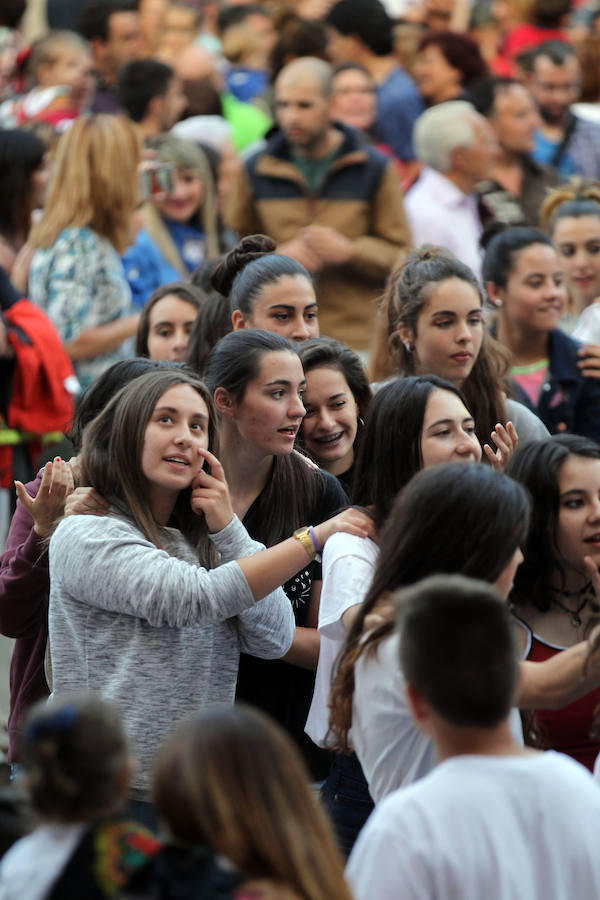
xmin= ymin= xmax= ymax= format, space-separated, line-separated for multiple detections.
xmin=347 ymin=575 xmax=600 ymax=900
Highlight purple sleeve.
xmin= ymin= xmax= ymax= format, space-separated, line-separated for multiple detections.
xmin=0 ymin=473 xmax=50 ymax=638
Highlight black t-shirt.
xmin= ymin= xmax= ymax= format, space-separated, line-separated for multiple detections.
xmin=236 ymin=468 xmax=347 ymax=779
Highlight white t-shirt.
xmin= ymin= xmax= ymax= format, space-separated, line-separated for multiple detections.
xmin=573 ymin=303 xmax=600 ymax=345
xmin=0 ymin=824 xmax=84 ymax=900
xmin=353 ymin=632 xmax=525 ymax=803
xmin=305 ymin=532 xmax=378 ymax=747
xmin=348 ymin=751 xmax=600 ymax=900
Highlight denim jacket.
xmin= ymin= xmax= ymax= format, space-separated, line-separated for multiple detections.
xmin=514 ymin=328 xmax=600 ymax=442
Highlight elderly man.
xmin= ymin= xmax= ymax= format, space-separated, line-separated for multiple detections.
xmin=225 ymin=56 xmax=410 ymax=350
xmin=404 ymin=101 xmax=498 ymax=278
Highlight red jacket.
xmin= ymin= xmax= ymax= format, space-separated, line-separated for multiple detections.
xmin=0 ymin=299 xmax=77 ymax=486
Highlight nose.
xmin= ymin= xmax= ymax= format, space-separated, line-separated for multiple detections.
xmin=290 ymin=318 xmax=311 ymax=342
xmin=515 ymin=548 xmax=524 ymax=567
xmin=588 ymin=497 xmax=600 ymax=522
xmin=455 ymin=432 xmax=480 ymax=459
xmin=455 ymin=320 xmax=472 ymax=343
xmin=573 ymin=247 xmax=590 ymax=269
xmin=170 ymin=328 xmax=187 ymax=357
xmin=289 ymin=393 xmax=306 ymax=419
xmin=316 ymin=408 xmax=336 ymax=432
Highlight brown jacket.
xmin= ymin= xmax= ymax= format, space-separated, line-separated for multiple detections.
xmin=225 ymin=125 xmax=411 ymax=349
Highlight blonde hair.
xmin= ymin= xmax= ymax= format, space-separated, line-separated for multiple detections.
xmin=539 ymin=177 xmax=600 ymax=233
xmin=29 ymin=115 xmax=141 ymax=253
xmin=28 ymin=30 xmax=89 ymax=82
xmin=154 ymin=705 xmax=353 ymax=900
xmin=145 ymin=133 xmax=220 ymax=261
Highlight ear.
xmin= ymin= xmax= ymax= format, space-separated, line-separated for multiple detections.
xmin=397 ymin=321 xmax=415 ymax=352
xmin=405 ymin=682 xmax=431 ymax=728
xmin=90 ymin=36 xmax=107 ymax=67
xmin=213 ymin=386 xmax=235 ymax=417
xmin=147 ymin=93 xmax=163 ymax=123
xmin=485 ymin=280 xmax=504 ymax=309
xmin=451 ymin=145 xmax=467 ymax=171
xmin=231 ymin=309 xmax=247 ymax=331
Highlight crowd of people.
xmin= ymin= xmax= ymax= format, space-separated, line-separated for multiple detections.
xmin=2 ymin=0 xmax=600 ymax=895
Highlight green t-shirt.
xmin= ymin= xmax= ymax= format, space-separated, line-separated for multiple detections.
xmin=291 ymin=147 xmax=341 ymax=194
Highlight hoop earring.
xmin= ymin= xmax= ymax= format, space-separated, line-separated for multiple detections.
xmin=404 ymin=342 xmax=413 ymax=352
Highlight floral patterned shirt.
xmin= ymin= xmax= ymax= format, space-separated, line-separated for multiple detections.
xmin=29 ymin=226 xmax=133 ymax=388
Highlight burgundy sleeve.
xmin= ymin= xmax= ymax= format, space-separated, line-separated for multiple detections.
xmin=0 ymin=474 xmax=50 ymax=638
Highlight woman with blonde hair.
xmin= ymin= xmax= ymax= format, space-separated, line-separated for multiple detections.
xmin=147 ymin=704 xmax=353 ymax=899
xmin=540 ymin=178 xmax=600 ymax=344
xmin=128 ymin=133 xmax=223 ymax=295
xmin=28 ymin=114 xmax=141 ymax=388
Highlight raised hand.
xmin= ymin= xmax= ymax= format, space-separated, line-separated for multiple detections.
xmin=64 ymin=486 xmax=109 ymax=518
xmin=15 ymin=457 xmax=74 ymax=537
xmin=483 ymin=421 xmax=519 ymax=472
xmin=312 ymin=507 xmax=375 ymax=551
xmin=190 ymin=448 xmax=234 ymax=533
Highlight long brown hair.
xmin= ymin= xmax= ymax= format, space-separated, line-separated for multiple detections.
xmin=369 ymin=245 xmax=509 ymax=451
xmin=328 ymin=463 xmax=529 ymax=751
xmin=153 ymin=705 xmax=353 ymax=900
xmin=29 ymin=115 xmax=141 ymax=253
xmin=80 ymin=369 xmax=219 ymax=564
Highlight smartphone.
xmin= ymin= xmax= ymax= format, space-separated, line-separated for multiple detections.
xmin=138 ymin=162 xmax=175 ymax=200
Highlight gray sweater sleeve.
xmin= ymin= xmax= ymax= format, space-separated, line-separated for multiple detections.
xmin=211 ymin=516 xmax=295 ymax=658
xmin=50 ymin=514 xmax=260 ymax=628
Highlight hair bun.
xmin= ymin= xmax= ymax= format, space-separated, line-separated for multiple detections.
xmin=210 ymin=234 xmax=277 ymax=296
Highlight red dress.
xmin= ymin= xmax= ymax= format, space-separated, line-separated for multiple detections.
xmin=518 ymin=619 xmax=600 ymax=772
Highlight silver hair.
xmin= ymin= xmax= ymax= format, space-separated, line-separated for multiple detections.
xmin=413 ymin=101 xmax=478 ymax=173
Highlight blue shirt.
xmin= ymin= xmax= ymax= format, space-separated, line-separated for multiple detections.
xmin=374 ymin=66 xmax=424 ymax=162
xmin=165 ymin=221 xmax=207 ymax=274
xmin=122 ymin=230 xmax=180 ymax=309
xmin=532 ymin=130 xmax=577 ymax=178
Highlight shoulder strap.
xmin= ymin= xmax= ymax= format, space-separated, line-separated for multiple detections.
xmin=550 ymin=112 xmax=577 ymax=169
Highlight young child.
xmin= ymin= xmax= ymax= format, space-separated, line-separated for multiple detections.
xmin=0 ymin=695 xmax=161 ymax=899
xmin=347 ymin=575 xmax=600 ymax=900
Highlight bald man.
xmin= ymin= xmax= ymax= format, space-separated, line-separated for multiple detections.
xmin=174 ymin=44 xmax=271 ymax=152
xmin=225 ymin=57 xmax=410 ymax=350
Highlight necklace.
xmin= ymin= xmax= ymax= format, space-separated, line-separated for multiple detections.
xmin=549 ymin=581 xmax=593 ymax=628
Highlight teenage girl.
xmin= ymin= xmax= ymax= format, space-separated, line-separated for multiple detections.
xmin=47 ymin=368 xmax=372 ymax=812
xmin=298 ymin=337 xmax=372 ymax=494
xmin=328 ymin=462 xmax=600 ymax=806
xmin=135 ymin=282 xmax=207 ymax=362
xmin=369 ymin=245 xmax=547 ymax=444
xmin=205 ymin=330 xmax=348 ymax=779
xmin=212 ymin=233 xmax=320 ymax=342
xmin=307 ymin=375 xmax=509 ymax=854
xmin=483 ymin=226 xmax=600 ymax=441
xmin=507 ymin=435 xmax=600 ymax=771
xmin=140 ymin=705 xmax=354 ymax=900
xmin=540 ymin=179 xmax=600 ymax=339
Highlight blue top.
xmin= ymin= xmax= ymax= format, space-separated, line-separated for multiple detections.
xmin=165 ymin=220 xmax=207 ymax=274
xmin=374 ymin=66 xmax=424 ymax=162
xmin=532 ymin=130 xmax=577 ymax=178
xmin=122 ymin=230 xmax=180 ymax=309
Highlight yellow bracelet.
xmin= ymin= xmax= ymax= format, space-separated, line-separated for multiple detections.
xmin=293 ymin=526 xmax=316 ymax=560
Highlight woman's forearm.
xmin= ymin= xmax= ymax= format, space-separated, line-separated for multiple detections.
xmin=518 ymin=641 xmax=600 ymax=710
xmin=282 ymin=626 xmax=320 ymax=670
xmin=66 ymin=315 xmax=139 ymax=361
xmin=237 ymin=537 xmax=315 ymax=601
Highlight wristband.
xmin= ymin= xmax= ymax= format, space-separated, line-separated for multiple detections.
xmin=309 ymin=526 xmax=322 ymax=562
